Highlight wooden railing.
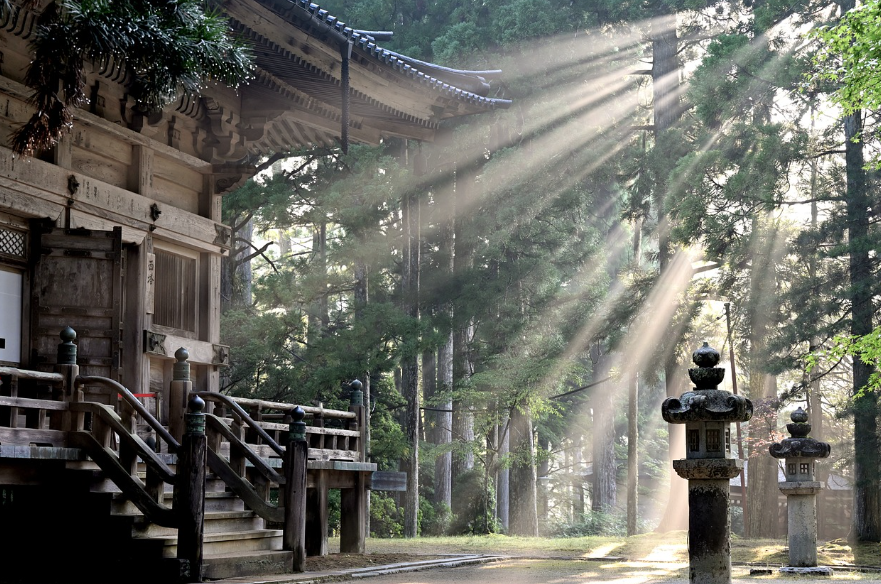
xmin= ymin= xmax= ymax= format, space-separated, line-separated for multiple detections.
xmin=0 ymin=328 xmax=365 ymax=577
xmin=206 ymin=394 xmax=365 ymax=463
xmin=0 ymin=366 xmax=66 ymax=446
xmin=191 ymin=389 xmax=366 ymax=526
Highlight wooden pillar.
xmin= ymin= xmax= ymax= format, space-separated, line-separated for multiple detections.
xmin=176 ymin=394 xmax=207 ymax=583
xmin=169 ymin=348 xmax=191 ymax=442
xmin=306 ymin=471 xmax=328 ymax=556
xmin=284 ymin=406 xmax=308 ymax=572
xmin=340 ymin=472 xmax=367 ymax=553
xmin=340 ymin=380 xmax=367 ymax=553
xmin=349 ymin=380 xmax=367 ymax=459
xmin=55 ymin=327 xmax=80 ymax=432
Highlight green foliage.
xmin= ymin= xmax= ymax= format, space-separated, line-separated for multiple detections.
xmin=419 ymin=497 xmax=452 ymax=536
xmin=369 ymin=493 xmax=404 ymax=538
xmin=14 ymin=0 xmax=251 ymax=155
xmin=547 ymin=509 xmax=651 ymax=537
xmin=449 ymin=470 xmax=498 ymax=535
xmin=813 ymin=1 xmax=881 ymax=115
xmin=807 ymin=329 xmax=881 ymax=398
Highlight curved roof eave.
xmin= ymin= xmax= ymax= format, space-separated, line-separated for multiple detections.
xmin=260 ymin=0 xmax=512 ymax=112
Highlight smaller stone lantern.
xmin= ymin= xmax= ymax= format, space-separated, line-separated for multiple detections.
xmin=769 ymin=407 xmax=831 ymax=575
xmin=662 ymin=342 xmax=753 ymax=584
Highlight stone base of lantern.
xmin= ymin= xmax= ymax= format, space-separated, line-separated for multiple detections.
xmin=780 ymin=482 xmax=821 ymax=567
xmin=674 ymin=459 xmax=742 ymax=584
xmin=779 ymin=566 xmax=833 ymax=576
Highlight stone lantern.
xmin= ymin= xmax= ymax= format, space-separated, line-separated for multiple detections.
xmin=662 ymin=342 xmax=753 ymax=584
xmin=769 ymin=407 xmax=831 ymax=575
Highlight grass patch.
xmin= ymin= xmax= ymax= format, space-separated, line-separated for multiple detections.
xmin=360 ymin=533 xmax=881 ymax=568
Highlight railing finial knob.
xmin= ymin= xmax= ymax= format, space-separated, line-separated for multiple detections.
xmin=188 ymin=394 xmax=205 ymax=414
xmin=57 ymin=326 xmax=78 ymax=365
xmin=289 ymin=405 xmax=307 ymax=442
xmin=185 ymin=394 xmax=206 ymax=435
xmin=173 ymin=347 xmax=190 ymax=381
xmin=350 ymin=379 xmax=363 ymax=406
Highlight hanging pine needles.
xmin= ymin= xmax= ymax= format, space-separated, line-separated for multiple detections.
xmin=12 ymin=0 xmax=253 ymax=156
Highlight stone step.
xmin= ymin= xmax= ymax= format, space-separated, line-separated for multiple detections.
xmin=132 ymin=510 xmax=265 ymax=537
xmin=201 ymin=549 xmax=293 ymax=580
xmin=137 ymin=528 xmax=283 ymax=558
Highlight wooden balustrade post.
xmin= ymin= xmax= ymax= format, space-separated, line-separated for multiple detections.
xmin=55 ymin=327 xmax=80 ymax=432
xmin=341 ymin=380 xmax=366 ymax=554
xmin=169 ymin=348 xmax=191 ymax=443
xmin=283 ymin=406 xmax=308 ymax=572
xmin=176 ymin=394 xmax=207 ymax=583
xmin=348 ymin=379 xmax=366 ymax=459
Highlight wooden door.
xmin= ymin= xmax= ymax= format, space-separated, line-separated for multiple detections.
xmin=30 ymin=225 xmax=124 ymax=397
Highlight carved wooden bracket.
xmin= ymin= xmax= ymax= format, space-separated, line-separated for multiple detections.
xmin=212 ymin=344 xmax=230 ymax=367
xmin=213 ymin=224 xmax=232 ymax=249
xmin=144 ymin=330 xmax=167 ymax=356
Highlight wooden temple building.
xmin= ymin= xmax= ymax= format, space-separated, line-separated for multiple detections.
xmin=0 ymin=0 xmax=509 ymax=581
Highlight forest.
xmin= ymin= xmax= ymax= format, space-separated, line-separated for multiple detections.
xmin=217 ymin=0 xmax=881 ymax=543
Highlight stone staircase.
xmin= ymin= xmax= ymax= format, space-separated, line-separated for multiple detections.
xmin=88 ymin=463 xmax=293 ymax=580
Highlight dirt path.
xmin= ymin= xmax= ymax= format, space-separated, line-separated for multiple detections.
xmin=348 ymin=558 xmax=881 ymax=584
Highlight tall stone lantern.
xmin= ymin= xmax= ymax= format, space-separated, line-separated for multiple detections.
xmin=769 ymin=407 xmax=831 ymax=575
xmin=662 ymin=342 xmax=753 ymax=584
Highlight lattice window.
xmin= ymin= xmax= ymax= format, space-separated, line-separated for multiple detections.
xmin=788 ymin=463 xmax=796 ymax=475
xmin=706 ymin=429 xmax=722 ymax=452
xmin=725 ymin=428 xmax=731 ymax=453
xmin=0 ymin=226 xmax=26 ymax=260
xmin=154 ymin=249 xmax=197 ymax=333
xmin=800 ymin=462 xmax=810 ymax=475
xmin=688 ymin=429 xmax=700 ymax=452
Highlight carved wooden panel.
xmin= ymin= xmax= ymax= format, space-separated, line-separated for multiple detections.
xmin=29 ymin=225 xmax=123 ymax=385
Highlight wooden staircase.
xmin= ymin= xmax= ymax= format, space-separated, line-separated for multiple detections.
xmin=73 ymin=457 xmax=293 ymax=580
xmin=112 ymin=472 xmax=292 ymax=579
xmin=0 ymin=346 xmax=373 ymax=583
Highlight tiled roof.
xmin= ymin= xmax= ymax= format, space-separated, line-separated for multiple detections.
xmin=268 ymin=0 xmax=511 ymax=111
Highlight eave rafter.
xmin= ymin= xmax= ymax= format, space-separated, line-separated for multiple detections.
xmin=221 ymin=0 xmax=457 ymax=126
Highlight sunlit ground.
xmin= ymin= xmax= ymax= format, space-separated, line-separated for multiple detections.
xmin=331 ymin=557 xmax=881 ymax=583
xmin=350 ymin=533 xmax=881 ymax=581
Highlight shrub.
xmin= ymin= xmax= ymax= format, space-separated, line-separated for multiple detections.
xmin=370 ymin=492 xmax=403 ymax=538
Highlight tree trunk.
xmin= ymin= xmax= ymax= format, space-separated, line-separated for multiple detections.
xmin=435 ymin=334 xmax=453 ymax=511
xmin=509 ymin=402 xmax=538 ymax=536
xmin=747 ymin=378 xmax=781 ymax=538
xmin=401 ymin=180 xmax=421 ymax=538
xmin=423 ymin=350 xmax=436 ymax=444
xmin=591 ymin=379 xmax=617 ymax=512
xmin=746 ymin=217 xmax=783 ymax=538
xmin=353 ymin=251 xmax=371 ymax=534
xmin=844 ymin=108 xmax=881 ymax=542
xmin=220 ymin=217 xmax=254 ymax=311
xmin=591 ymin=354 xmax=618 ymax=512
xmin=574 ymin=436 xmax=585 ymax=517
xmin=307 ymin=222 xmax=327 ymax=344
xmin=496 ymin=413 xmax=510 ymax=531
xmin=537 ymin=435 xmax=550 ymax=521
xmin=651 ymin=17 xmax=689 ymax=534
xmin=434 ymin=191 xmax=454 ymax=512
xmin=627 ymin=372 xmax=639 ymax=535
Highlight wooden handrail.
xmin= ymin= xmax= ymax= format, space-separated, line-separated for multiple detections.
xmin=69 ymin=431 xmax=178 ymax=527
xmin=205 ymin=448 xmax=284 ymax=523
xmin=228 ymin=396 xmax=356 ymax=420
xmin=70 ymin=402 xmax=176 ymax=483
xmin=78 ymin=375 xmax=180 ymax=452
xmin=195 ymin=392 xmax=284 ymax=457
xmin=0 ymin=366 xmax=64 ymax=384
xmin=205 ymin=414 xmax=284 ymax=484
